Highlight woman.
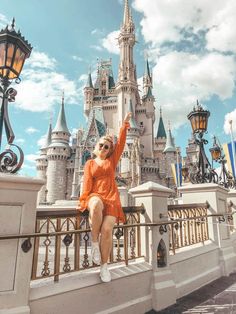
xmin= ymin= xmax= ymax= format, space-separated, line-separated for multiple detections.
xmin=78 ymin=112 xmax=132 ymax=282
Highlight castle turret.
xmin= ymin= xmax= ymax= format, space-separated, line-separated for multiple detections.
xmin=84 ymin=71 xmax=94 ymax=117
xmin=36 ymin=121 xmax=52 ymax=204
xmin=163 ymin=123 xmax=177 ymax=187
xmin=46 ymin=95 xmax=71 ymax=203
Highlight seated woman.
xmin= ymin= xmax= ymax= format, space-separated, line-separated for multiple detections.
xmin=78 ymin=112 xmax=132 ymax=282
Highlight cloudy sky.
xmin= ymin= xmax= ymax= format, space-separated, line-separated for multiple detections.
xmin=1 ymin=0 xmax=236 ymax=176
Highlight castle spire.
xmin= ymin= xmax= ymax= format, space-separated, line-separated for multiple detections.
xmin=41 ymin=120 xmax=52 ymax=149
xmin=163 ymin=122 xmax=175 ymax=153
xmin=53 ymin=93 xmax=70 ymax=134
xmin=156 ymin=108 xmax=166 ymax=139
xmin=128 ymin=99 xmax=138 ymax=129
xmin=123 ymin=0 xmax=130 ymax=27
xmin=86 ymin=70 xmax=93 ymax=88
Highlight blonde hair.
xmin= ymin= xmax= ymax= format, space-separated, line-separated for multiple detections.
xmin=93 ymin=135 xmax=114 ymax=158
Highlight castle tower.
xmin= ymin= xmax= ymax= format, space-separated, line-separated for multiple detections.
xmin=36 ymin=121 xmax=52 ymax=204
xmin=141 ymin=59 xmax=155 ymax=156
xmin=116 ymin=0 xmax=138 ymax=126
xmin=46 ymin=95 xmax=71 ymax=203
xmin=84 ymin=71 xmax=94 ymax=117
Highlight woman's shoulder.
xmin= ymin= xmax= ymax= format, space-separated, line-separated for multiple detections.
xmin=84 ymin=158 xmax=94 ymax=167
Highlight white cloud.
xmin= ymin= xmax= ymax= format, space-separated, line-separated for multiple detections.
xmin=153 ymin=51 xmax=236 ymax=128
xmin=224 ymin=110 xmax=236 ymax=136
xmin=15 ymin=68 xmax=78 ymax=112
xmin=37 ymin=135 xmax=46 ymax=147
xmin=15 ymin=138 xmax=25 ymax=144
xmin=0 ymin=13 xmax=8 ymax=27
xmin=25 ymin=127 xmax=39 ymax=134
xmin=27 ymin=51 xmax=56 ymax=70
xmin=90 ymin=45 xmax=103 ymax=51
xmin=132 ymin=0 xmax=236 ymax=130
xmin=102 ymin=30 xmax=120 ymax=55
xmin=72 ymin=55 xmax=83 ymax=62
xmin=133 ymin=0 xmax=234 ymax=48
xmin=25 ymin=154 xmax=38 ymax=163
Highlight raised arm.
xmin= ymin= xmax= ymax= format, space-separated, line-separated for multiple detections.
xmin=78 ymin=160 xmax=93 ymax=210
xmin=112 ymin=112 xmax=132 ymax=167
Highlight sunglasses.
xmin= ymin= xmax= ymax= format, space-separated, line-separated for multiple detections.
xmin=99 ymin=143 xmax=110 ymax=150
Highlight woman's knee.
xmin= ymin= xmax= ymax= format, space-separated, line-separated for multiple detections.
xmin=88 ymin=197 xmax=104 ymax=214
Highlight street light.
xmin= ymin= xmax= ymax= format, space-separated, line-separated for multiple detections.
xmin=0 ymin=18 xmax=32 ymax=173
xmin=187 ymin=100 xmax=217 ymax=184
xmin=209 ymin=136 xmax=236 ymax=189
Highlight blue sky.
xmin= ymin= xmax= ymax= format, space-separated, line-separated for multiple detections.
xmin=0 ymin=0 xmax=236 ymax=176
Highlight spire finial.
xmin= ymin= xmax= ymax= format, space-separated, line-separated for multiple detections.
xmin=11 ymin=17 xmax=15 ymax=30
xmin=160 ymin=106 xmax=162 ymax=117
xmin=123 ymin=0 xmax=130 ymax=26
xmin=62 ymin=90 xmax=65 ymax=104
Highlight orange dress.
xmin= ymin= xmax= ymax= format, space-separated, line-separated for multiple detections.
xmin=79 ymin=122 xmax=130 ymax=222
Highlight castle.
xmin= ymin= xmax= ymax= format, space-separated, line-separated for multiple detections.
xmin=36 ymin=0 xmax=197 ymax=204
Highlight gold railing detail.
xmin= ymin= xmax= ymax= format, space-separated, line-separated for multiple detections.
xmin=31 ymin=205 xmax=145 ymax=281
xmin=168 ymin=203 xmax=209 ymax=254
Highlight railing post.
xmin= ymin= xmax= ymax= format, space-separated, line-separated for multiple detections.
xmin=179 ymin=183 xmax=236 ymax=276
xmin=0 ymin=174 xmax=44 ymax=314
xmin=129 ymin=181 xmax=177 ymax=311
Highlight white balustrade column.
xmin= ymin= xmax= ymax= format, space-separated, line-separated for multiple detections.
xmin=129 ymin=181 xmax=177 ymax=311
xmin=0 ymin=174 xmax=44 ymax=314
xmin=179 ymin=183 xmax=236 ymax=276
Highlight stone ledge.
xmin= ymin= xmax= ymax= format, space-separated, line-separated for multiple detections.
xmin=30 ymin=258 xmax=152 ymax=301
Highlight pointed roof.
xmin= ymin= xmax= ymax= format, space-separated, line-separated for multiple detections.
xmin=53 ymin=94 xmax=70 ymax=134
xmin=156 ymin=109 xmax=166 ymax=138
xmin=128 ymin=100 xmax=138 ymax=129
xmin=86 ymin=72 xmax=93 ymax=88
xmin=145 ymin=59 xmax=151 ymax=79
xmin=41 ymin=122 xmax=52 ymax=149
xmin=82 ymin=107 xmax=106 ymax=142
xmin=123 ymin=0 xmax=130 ymax=26
xmin=163 ymin=123 xmax=176 ymax=153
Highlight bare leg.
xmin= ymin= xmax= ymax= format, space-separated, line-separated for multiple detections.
xmin=100 ymin=215 xmax=116 ymax=264
xmin=88 ymin=196 xmax=104 ymax=242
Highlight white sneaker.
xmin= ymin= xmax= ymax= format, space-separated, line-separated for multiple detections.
xmin=100 ymin=263 xmax=111 ymax=283
xmin=91 ymin=242 xmax=101 ymax=265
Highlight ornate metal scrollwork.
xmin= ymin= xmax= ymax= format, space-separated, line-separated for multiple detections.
xmin=159 ymin=224 xmax=168 ymax=235
xmin=0 ymin=80 xmax=24 ymax=174
xmin=0 ymin=143 xmax=24 ymax=173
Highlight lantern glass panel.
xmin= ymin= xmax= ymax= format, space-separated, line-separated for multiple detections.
xmin=12 ymin=47 xmax=25 ymax=76
xmin=6 ymin=43 xmax=15 ymax=67
xmin=0 ymin=43 xmax=6 ymax=67
xmin=210 ymin=148 xmax=221 ymax=161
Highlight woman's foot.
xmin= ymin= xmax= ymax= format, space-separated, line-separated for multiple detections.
xmin=91 ymin=242 xmax=101 ymax=265
xmin=100 ymin=263 xmax=111 ymax=282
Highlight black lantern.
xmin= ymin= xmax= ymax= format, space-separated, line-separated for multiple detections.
xmin=187 ymin=100 xmax=217 ymax=184
xmin=209 ymin=136 xmax=221 ymax=161
xmin=187 ymin=100 xmax=210 ymax=134
xmin=209 ymin=136 xmax=236 ymax=189
xmin=0 ymin=19 xmax=32 ymax=173
xmin=0 ymin=18 xmax=32 ymax=81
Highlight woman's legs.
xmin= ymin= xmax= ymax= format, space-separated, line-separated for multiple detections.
xmin=100 ymin=215 xmax=116 ymax=264
xmin=87 ymin=196 xmax=104 ymax=242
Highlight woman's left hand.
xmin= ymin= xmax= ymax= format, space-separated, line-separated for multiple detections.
xmin=124 ymin=112 xmax=132 ymax=123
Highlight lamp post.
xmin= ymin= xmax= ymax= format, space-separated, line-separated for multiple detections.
xmin=0 ymin=18 xmax=32 ymax=173
xmin=187 ymin=100 xmax=217 ymax=184
xmin=209 ymin=136 xmax=236 ymax=189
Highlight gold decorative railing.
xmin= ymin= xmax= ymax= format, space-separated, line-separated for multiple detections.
xmin=1 ymin=202 xmax=235 ymax=282
xmin=31 ymin=205 xmax=145 ymax=282
xmin=167 ymin=203 xmax=209 ymax=254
